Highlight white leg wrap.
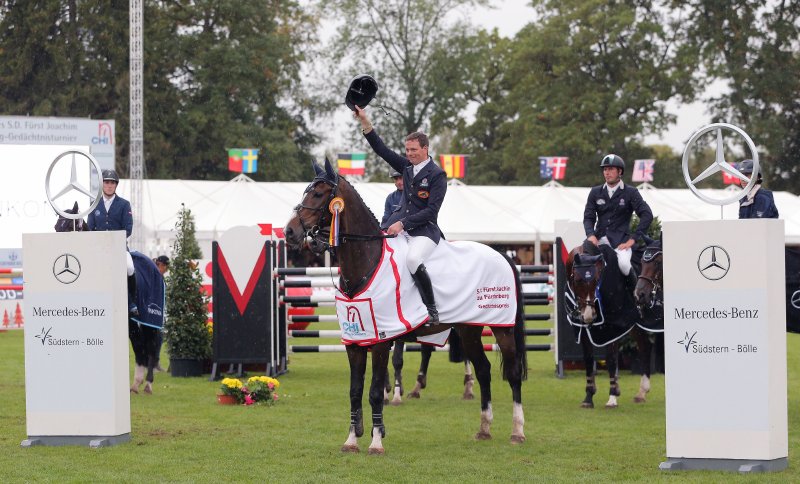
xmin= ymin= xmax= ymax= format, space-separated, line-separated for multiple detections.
xmin=368 ymin=427 xmax=384 ymax=454
xmin=606 ymin=394 xmax=618 ymax=408
xmin=480 ymin=404 xmax=493 ymax=435
xmin=512 ymin=402 xmax=525 ymax=440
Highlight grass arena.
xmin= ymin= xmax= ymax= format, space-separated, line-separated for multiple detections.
xmin=2 ymin=318 xmax=800 ymax=481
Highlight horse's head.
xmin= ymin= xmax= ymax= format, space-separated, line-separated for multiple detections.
xmin=635 ymin=240 xmax=663 ymax=311
xmin=284 ymin=158 xmax=340 ymax=254
xmin=566 ymin=243 xmax=604 ymax=324
xmin=54 ymin=201 xmax=88 ymax=232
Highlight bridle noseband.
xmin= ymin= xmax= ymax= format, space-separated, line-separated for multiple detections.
xmin=637 ymin=247 xmax=663 ymax=310
xmin=568 ymin=253 xmax=604 ymax=325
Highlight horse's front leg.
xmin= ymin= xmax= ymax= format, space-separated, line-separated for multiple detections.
xmin=605 ymin=341 xmax=620 ymax=408
xmin=457 ymin=326 xmax=493 ymax=440
xmin=580 ymin=334 xmax=596 ymax=408
xmin=368 ymin=341 xmax=392 ymax=455
xmin=633 ymin=330 xmax=652 ymax=403
xmin=342 ymin=345 xmax=367 ymax=453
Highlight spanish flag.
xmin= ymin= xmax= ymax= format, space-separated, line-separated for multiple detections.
xmin=439 ymin=154 xmax=467 ymax=178
xmin=337 ymin=153 xmax=366 ymax=175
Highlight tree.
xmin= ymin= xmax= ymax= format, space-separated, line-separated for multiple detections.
xmin=164 ymin=204 xmax=211 ymax=360
xmin=677 ymin=0 xmax=800 ymax=192
xmin=0 ymin=0 xmax=318 ymax=181
xmin=457 ymin=0 xmax=700 ymax=186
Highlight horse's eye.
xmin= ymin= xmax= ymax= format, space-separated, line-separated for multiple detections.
xmin=312 ymin=191 xmax=324 ymax=199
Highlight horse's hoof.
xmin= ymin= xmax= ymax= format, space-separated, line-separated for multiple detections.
xmin=130 ymin=387 xmax=139 ymax=394
xmin=144 ymin=384 xmax=153 ymax=395
xmin=475 ymin=431 xmax=492 ymax=441
xmin=340 ymin=444 xmax=359 ymax=453
xmin=408 ymin=391 xmax=420 ymax=399
xmin=633 ymin=396 xmax=646 ymax=403
xmin=580 ymin=402 xmax=594 ymax=409
xmin=418 ymin=376 xmax=427 ymax=389
xmin=605 ymin=403 xmax=618 ymax=409
xmin=462 ymin=392 xmax=474 ymax=400
xmin=367 ymin=447 xmax=385 ymax=455
xmin=390 ymin=396 xmax=402 ymax=406
xmin=510 ymin=434 xmax=526 ymax=445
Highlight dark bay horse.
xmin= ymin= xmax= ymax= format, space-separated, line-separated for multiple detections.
xmin=564 ymin=241 xmax=651 ymax=408
xmin=55 ymin=206 xmax=165 ymax=395
xmin=631 ymin=239 xmax=665 ymax=402
xmin=285 ymin=159 xmax=527 ymax=454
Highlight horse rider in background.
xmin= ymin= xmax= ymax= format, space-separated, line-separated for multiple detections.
xmin=381 ymin=170 xmax=404 ymax=230
xmin=583 ymin=154 xmax=654 ymax=292
xmin=353 ymin=103 xmax=447 ymax=325
xmin=88 ymin=169 xmax=138 ymax=315
xmin=737 ymin=159 xmax=779 ymax=219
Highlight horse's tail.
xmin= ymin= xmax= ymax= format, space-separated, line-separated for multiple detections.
xmin=502 ymin=253 xmax=528 ymax=381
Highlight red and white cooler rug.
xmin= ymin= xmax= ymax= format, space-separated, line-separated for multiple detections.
xmin=336 ymin=235 xmax=517 ymax=346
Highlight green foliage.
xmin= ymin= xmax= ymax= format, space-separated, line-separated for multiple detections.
xmin=0 ymin=0 xmax=317 ymax=181
xmin=164 ymin=204 xmax=211 ymax=360
xmin=631 ymin=214 xmax=662 ymax=244
xmin=677 ymin=0 xmax=800 ymax=192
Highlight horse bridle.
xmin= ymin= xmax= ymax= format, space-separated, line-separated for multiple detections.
xmin=293 ymin=177 xmax=395 ymax=255
xmin=637 ymin=248 xmax=663 ymax=310
xmin=568 ymin=255 xmax=604 ymax=324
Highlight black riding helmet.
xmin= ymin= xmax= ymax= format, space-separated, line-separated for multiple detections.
xmin=345 ymin=74 xmax=379 ymax=111
xmin=102 ymin=169 xmax=119 ymax=183
xmin=739 ymin=159 xmax=754 ymax=175
xmin=599 ymin=154 xmax=625 ymax=175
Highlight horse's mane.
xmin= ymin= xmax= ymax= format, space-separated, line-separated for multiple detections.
xmin=338 ymin=175 xmax=382 ymax=232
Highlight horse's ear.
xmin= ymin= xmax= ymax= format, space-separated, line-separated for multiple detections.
xmin=72 ymin=201 xmax=79 ymax=213
xmin=312 ymin=159 xmax=323 ymax=177
xmin=324 ymin=157 xmax=338 ymax=182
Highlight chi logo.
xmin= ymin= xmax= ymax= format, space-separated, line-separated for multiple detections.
xmin=347 ymin=306 xmax=364 ymax=331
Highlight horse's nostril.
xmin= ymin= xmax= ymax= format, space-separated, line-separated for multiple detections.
xmin=285 ymin=227 xmax=293 ymax=237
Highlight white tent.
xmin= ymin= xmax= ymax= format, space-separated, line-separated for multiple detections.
xmin=110 ymin=178 xmax=800 ymax=260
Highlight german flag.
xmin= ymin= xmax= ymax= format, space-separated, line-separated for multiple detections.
xmin=439 ymin=154 xmax=467 ymax=178
xmin=337 ymin=153 xmax=366 ymax=175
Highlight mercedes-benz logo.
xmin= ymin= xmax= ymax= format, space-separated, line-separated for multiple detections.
xmin=45 ymin=150 xmax=103 ymax=220
xmin=681 ymin=123 xmax=759 ymax=206
xmin=791 ymin=290 xmax=800 ymax=310
xmin=53 ymin=254 xmax=81 ymax=284
xmin=697 ymin=246 xmax=730 ymax=281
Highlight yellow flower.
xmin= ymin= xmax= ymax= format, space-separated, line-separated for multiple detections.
xmin=221 ymin=377 xmax=243 ymax=389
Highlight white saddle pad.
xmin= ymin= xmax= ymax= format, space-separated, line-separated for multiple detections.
xmin=336 ymin=235 xmax=517 ymax=346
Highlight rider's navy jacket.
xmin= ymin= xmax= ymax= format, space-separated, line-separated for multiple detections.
xmin=364 ymin=130 xmax=446 ymax=243
xmin=583 ymin=183 xmax=653 ymax=248
xmin=381 ymin=189 xmax=403 ymax=230
xmin=88 ymin=195 xmax=133 ymax=237
xmin=739 ymin=186 xmax=779 ymax=219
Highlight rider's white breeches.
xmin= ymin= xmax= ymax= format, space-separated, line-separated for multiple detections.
xmin=599 ymin=236 xmax=632 ymax=276
xmin=404 ymin=234 xmax=437 ymax=273
xmin=126 ymin=251 xmax=135 ymax=276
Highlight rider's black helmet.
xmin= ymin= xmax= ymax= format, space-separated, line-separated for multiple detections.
xmin=390 ymin=171 xmax=402 ymax=179
xmin=739 ymin=159 xmax=754 ymax=175
xmin=345 ymin=74 xmax=379 ymax=112
xmin=102 ymin=169 xmax=119 ymax=183
xmin=599 ymin=154 xmax=625 ymax=175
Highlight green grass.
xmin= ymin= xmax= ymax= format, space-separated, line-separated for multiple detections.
xmin=1 ymin=327 xmax=799 ymax=482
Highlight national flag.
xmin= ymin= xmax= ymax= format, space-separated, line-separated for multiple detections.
xmin=539 ymin=157 xmax=553 ymax=179
xmin=337 ymin=153 xmax=367 ymax=175
xmin=439 ymin=154 xmax=467 ymax=178
xmin=722 ymin=170 xmax=737 ymax=185
xmin=632 ymin=159 xmax=655 ymax=182
xmin=241 ymin=149 xmax=259 ymax=173
xmin=550 ymin=156 xmax=568 ymax=180
xmin=228 ymin=149 xmax=243 ymax=172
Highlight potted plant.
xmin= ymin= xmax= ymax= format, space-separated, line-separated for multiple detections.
xmin=164 ymin=204 xmax=211 ymax=376
xmin=217 ymin=376 xmax=281 ymax=406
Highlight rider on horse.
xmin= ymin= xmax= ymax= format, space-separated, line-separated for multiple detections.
xmin=352 ymin=94 xmax=447 ymax=325
xmin=583 ymin=154 xmax=653 ymax=291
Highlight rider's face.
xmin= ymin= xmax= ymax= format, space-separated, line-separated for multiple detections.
xmin=405 ymin=140 xmax=428 ymax=165
xmin=603 ymin=166 xmax=621 ymax=186
xmin=103 ymin=180 xmax=118 ymax=197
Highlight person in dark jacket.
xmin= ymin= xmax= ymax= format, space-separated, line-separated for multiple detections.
xmin=88 ymin=169 xmax=138 ymax=314
xmin=381 ymin=171 xmax=404 ymax=229
xmin=583 ymin=154 xmax=653 ymax=291
xmin=737 ymin=159 xmax=779 ymax=219
xmin=354 ymin=105 xmax=447 ymax=324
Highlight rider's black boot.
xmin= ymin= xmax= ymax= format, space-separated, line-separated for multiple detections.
xmin=411 ymin=264 xmax=439 ymax=325
xmin=625 ymin=270 xmax=638 ymax=293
